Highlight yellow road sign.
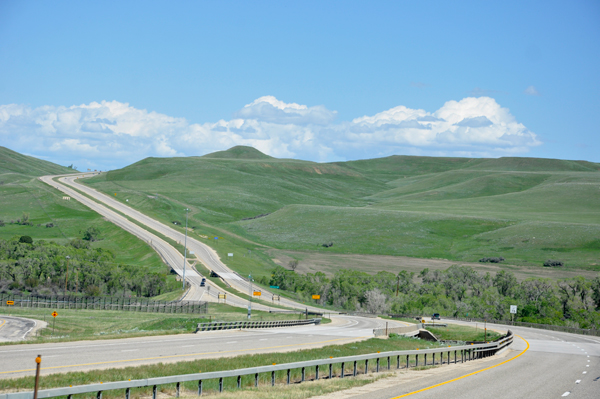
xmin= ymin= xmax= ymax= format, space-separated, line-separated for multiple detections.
xmin=6 ymin=300 xmax=14 ymax=306
xmin=218 ymin=294 xmax=226 ymax=299
xmin=253 ymin=291 xmax=261 ymax=296
xmin=312 ymin=295 xmax=320 ymax=300
xmin=52 ymin=311 xmax=58 ymax=318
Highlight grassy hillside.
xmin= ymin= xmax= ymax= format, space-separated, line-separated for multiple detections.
xmin=83 ymin=146 xmax=600 ymax=276
xmin=0 ymin=146 xmax=74 ymax=179
xmin=0 ymin=148 xmax=172 ymax=295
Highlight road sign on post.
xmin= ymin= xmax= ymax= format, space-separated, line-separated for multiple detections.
xmin=510 ymin=305 xmax=517 ymax=314
xmin=6 ymin=300 xmax=14 ymax=306
xmin=312 ymin=295 xmax=320 ymax=300
xmin=51 ymin=311 xmax=58 ymax=336
xmin=253 ymin=291 xmax=261 ymax=296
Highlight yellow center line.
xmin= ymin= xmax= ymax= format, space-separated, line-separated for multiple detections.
xmin=392 ymin=335 xmax=530 ymax=398
xmin=1 ymin=336 xmax=368 ymax=375
xmin=0 ymin=319 xmax=5 ymax=330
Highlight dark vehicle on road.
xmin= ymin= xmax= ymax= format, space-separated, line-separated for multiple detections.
xmin=200 ymin=278 xmax=206 ymax=287
xmin=431 ymin=313 xmax=440 ymax=320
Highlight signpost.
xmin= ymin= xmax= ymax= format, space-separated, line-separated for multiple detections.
xmin=272 ymin=295 xmax=280 ymax=303
xmin=312 ymin=294 xmax=320 ymax=300
xmin=51 ymin=311 xmax=58 ymax=336
xmin=227 ymin=253 xmax=233 ymax=258
xmin=253 ymin=291 xmax=261 ymax=297
xmin=510 ymin=305 xmax=517 ymax=323
xmin=218 ymin=293 xmax=227 ymax=303
xmin=269 ymin=286 xmax=279 ymax=289
xmin=6 ymin=300 xmax=14 ymax=306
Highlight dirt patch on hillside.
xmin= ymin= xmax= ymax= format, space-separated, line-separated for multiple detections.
xmin=266 ymin=249 xmax=597 ymax=281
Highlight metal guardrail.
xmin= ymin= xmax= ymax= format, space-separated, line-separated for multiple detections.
xmin=197 ymin=318 xmax=321 ymax=332
xmin=1 ymin=331 xmax=513 ymax=399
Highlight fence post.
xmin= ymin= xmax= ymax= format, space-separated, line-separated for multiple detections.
xmin=406 ymin=355 xmax=409 ymax=368
xmin=365 ymin=359 xmax=369 ymax=374
xmin=176 ymin=382 xmax=180 ymax=398
xmin=237 ymin=375 xmax=241 ymax=389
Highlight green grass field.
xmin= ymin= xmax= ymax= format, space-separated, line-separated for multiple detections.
xmin=0 ymin=147 xmax=176 ymax=290
xmin=80 ymin=147 xmax=600 ymax=276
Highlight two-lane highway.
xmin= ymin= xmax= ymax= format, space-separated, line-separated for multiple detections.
xmin=0 ymin=316 xmax=404 ymax=379
xmin=316 ymin=320 xmax=600 ymax=399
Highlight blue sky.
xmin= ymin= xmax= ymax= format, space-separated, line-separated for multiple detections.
xmin=1 ymin=1 xmax=599 ymax=170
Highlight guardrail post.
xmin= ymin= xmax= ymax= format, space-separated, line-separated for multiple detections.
xmin=97 ymin=391 xmax=102 ymax=399
xmin=415 ymin=354 xmax=418 ymax=367
xmin=424 ymin=354 xmax=427 ymax=366
xmin=152 ymin=385 xmax=157 ymax=399
xmin=387 ymin=356 xmax=391 ymax=370
xmin=255 ymin=373 xmax=259 ymax=387
xmin=406 ymin=355 xmax=409 ymax=368
xmin=198 ymin=380 xmax=203 ymax=396
xmin=432 ymin=353 xmax=435 ymax=365
xmin=287 ymin=369 xmax=291 ymax=384
xmin=397 ymin=355 xmax=400 ymax=369
xmin=329 ymin=363 xmax=332 ymax=379
xmin=353 ymin=361 xmax=357 ymax=377
xmin=125 ymin=388 xmax=130 ymax=399
xmin=341 ymin=362 xmax=345 ymax=378
xmin=219 ymin=378 xmax=223 ymax=392
xmin=301 ymin=367 xmax=305 ymax=382
xmin=376 ymin=358 xmax=380 ymax=372
xmin=271 ymin=371 xmax=275 ymax=386
xmin=316 ymin=364 xmax=319 ymax=380
xmin=176 ymin=382 xmax=180 ymax=398
xmin=237 ymin=375 xmax=241 ymax=389
xmin=454 ymin=350 xmax=457 ymax=364
xmin=365 ymin=359 xmax=369 ymax=374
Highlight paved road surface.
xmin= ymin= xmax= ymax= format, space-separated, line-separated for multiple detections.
xmin=0 ymin=316 xmax=403 ymax=379
xmin=0 ymin=317 xmax=43 ymax=343
xmin=317 ymin=320 xmax=600 ymax=399
xmin=40 ymin=173 xmax=325 ymax=314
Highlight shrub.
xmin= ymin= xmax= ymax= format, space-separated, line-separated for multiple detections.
xmin=544 ymin=260 xmax=564 ymax=267
xmin=479 ymin=257 xmax=505 ymax=263
xmin=19 ymin=235 xmax=33 ymax=244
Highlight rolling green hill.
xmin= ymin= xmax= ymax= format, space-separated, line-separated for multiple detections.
xmin=83 ymin=146 xmax=600 ymax=277
xmin=0 ymin=147 xmax=172 ymax=296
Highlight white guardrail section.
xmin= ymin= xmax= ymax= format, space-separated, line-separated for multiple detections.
xmin=196 ymin=318 xmax=321 ymax=332
xmin=1 ymin=331 xmax=513 ymax=399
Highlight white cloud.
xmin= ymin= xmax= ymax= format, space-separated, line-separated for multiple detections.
xmin=0 ymin=96 xmax=541 ymax=170
xmin=524 ymin=85 xmax=541 ymax=96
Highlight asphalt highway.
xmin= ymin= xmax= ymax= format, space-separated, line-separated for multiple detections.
xmin=0 ymin=316 xmax=402 ymax=379
xmin=40 ymin=173 xmax=324 ymax=314
xmin=0 ymin=317 xmax=43 ymax=343
xmin=318 ymin=320 xmax=600 ymax=399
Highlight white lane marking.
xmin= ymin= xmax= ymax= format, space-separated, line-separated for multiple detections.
xmin=259 ymin=339 xmax=268 ymax=341
xmin=182 ymin=345 xmax=195 ymax=348
xmin=588 ymin=360 xmax=590 ymax=362
xmin=121 ymin=349 xmax=139 ymax=352
xmin=575 ymin=380 xmax=581 ymax=384
xmin=562 ymin=392 xmax=570 ymax=397
xmin=586 ymin=365 xmax=589 ymax=367
xmin=226 ymin=341 xmax=238 ymax=344
xmin=583 ymin=371 xmax=587 ymax=374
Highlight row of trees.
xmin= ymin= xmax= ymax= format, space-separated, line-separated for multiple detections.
xmin=0 ymin=237 xmax=174 ymax=297
xmin=265 ymin=265 xmax=600 ymax=329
